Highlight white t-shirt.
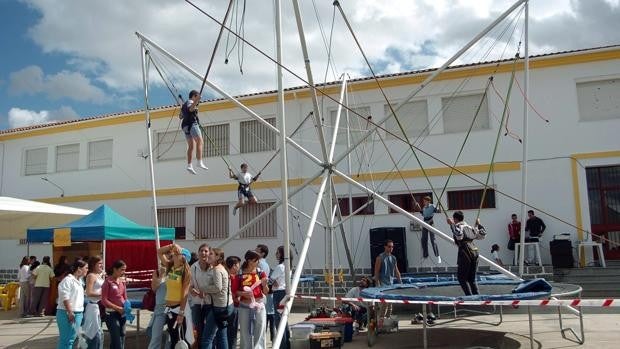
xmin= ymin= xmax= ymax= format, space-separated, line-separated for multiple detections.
xmin=18 ymin=265 xmax=31 ymax=283
xmin=57 ymin=274 xmax=85 ymax=312
xmin=345 ymin=286 xmax=363 ymax=307
xmin=237 ymin=171 xmax=253 ymax=185
xmin=270 ymin=263 xmax=286 ymax=291
xmin=492 ymin=250 xmax=500 ymax=261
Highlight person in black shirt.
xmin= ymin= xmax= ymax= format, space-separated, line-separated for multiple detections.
xmin=525 ymin=210 xmax=546 ymax=242
xmin=181 ymin=90 xmax=208 ymax=174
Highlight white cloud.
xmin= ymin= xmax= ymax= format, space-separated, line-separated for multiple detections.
xmin=8 ymin=106 xmax=79 ymax=129
xmin=17 ymin=0 xmax=620 ymax=106
xmin=8 ymin=65 xmax=107 ymax=103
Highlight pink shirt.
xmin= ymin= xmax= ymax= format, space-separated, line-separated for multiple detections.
xmin=101 ymin=277 xmax=127 ymax=309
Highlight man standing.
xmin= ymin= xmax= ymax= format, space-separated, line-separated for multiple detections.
xmin=374 ymin=240 xmax=402 ymax=318
xmin=507 ymin=213 xmax=521 ymax=263
xmin=447 ymin=211 xmax=487 ymax=296
xmin=524 ymin=210 xmax=546 ymax=264
xmin=420 ymin=196 xmax=441 ymax=263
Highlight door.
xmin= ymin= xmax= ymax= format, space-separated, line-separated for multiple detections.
xmin=586 ymin=165 xmax=620 ymax=260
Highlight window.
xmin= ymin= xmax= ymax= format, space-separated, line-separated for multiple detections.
xmin=240 ymin=117 xmax=276 ymax=153
xmin=157 ymin=207 xmax=186 ymax=240
xmin=577 ymin=79 xmax=620 ymax=122
xmin=156 ymin=130 xmax=186 ymax=161
xmin=388 ymin=192 xmax=432 ymax=213
xmin=56 ymin=144 xmax=79 ymax=172
xmin=329 ymin=106 xmax=371 ymax=144
xmin=195 ymin=205 xmax=229 ymax=239
xmin=442 ymin=93 xmax=489 ymax=133
xmin=239 ymin=202 xmax=277 ymax=238
xmin=204 ymin=124 xmax=230 ymax=157
xmin=586 ymin=166 xmax=620 ymax=225
xmin=88 ymin=140 xmax=113 ymax=168
xmin=384 ymin=101 xmax=428 ymax=139
xmin=447 ymin=189 xmax=496 ymax=210
xmin=24 ymin=147 xmax=48 ymax=175
xmin=337 ymin=196 xmax=375 ymax=216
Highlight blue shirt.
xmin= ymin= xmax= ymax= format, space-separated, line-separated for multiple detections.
xmin=422 ymin=204 xmax=438 ymax=221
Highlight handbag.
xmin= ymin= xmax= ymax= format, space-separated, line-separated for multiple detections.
xmin=211 ymin=273 xmax=231 ymax=329
xmin=174 ymin=327 xmax=189 ymax=349
xmin=142 ymin=289 xmax=156 ymax=311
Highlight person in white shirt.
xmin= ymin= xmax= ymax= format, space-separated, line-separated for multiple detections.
xmin=56 ymin=259 xmax=88 ymax=349
xmin=344 ymin=276 xmax=371 ymax=330
xmin=270 ymin=246 xmax=290 ymax=349
xmin=491 ymin=244 xmax=504 ymax=267
xmin=84 ymin=256 xmax=105 ymax=349
xmin=17 ymin=256 xmax=31 ymax=317
xmin=230 ymin=163 xmax=260 ymax=215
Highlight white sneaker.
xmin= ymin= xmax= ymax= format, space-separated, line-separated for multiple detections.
xmin=198 ymin=161 xmax=208 ymax=170
xmin=437 ymin=256 xmax=442 ymax=264
xmin=233 ymin=207 xmax=238 ymax=216
xmin=186 ymin=164 xmax=196 ymax=175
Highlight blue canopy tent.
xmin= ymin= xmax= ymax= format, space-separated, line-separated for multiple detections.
xmin=27 ymin=204 xmax=175 ymax=278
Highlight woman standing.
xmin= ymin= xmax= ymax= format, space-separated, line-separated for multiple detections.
xmin=17 ymin=257 xmax=31 ymax=318
xmin=202 ymin=248 xmax=233 ymax=349
xmin=232 ymin=250 xmax=269 ymax=349
xmin=147 ymin=263 xmax=168 ymax=349
xmin=101 ymin=260 xmax=128 ymax=349
xmin=84 ymin=256 xmax=105 ymax=349
xmin=270 ymin=246 xmax=291 ymax=349
xmin=190 ymin=243 xmax=211 ymax=346
xmin=56 ymin=259 xmax=89 ymax=349
xmin=157 ymin=244 xmax=191 ymax=348
xmin=31 ymin=256 xmax=55 ymax=316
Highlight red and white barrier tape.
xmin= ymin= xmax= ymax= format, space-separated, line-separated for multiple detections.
xmin=284 ymin=294 xmax=619 ymax=307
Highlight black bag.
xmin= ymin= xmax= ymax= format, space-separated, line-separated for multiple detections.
xmin=211 ymin=277 xmax=231 ymax=329
xmin=507 ymin=239 xmax=516 ymax=251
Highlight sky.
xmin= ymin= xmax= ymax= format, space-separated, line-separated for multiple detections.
xmin=0 ymin=0 xmax=619 ymax=131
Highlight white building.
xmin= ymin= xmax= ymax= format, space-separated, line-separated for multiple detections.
xmin=0 ymin=45 xmax=618 ymax=276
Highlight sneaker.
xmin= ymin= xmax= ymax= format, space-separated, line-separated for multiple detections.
xmin=233 ymin=207 xmax=238 ymax=216
xmin=186 ymin=164 xmax=196 ymax=175
xmin=198 ymin=161 xmax=208 ymax=170
xmin=437 ymin=256 xmax=442 ymax=264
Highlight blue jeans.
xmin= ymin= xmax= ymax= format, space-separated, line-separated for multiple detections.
xmin=202 ymin=304 xmax=232 ymax=349
xmin=227 ymin=307 xmax=239 ymax=349
xmin=272 ymin=290 xmax=290 ymax=349
xmin=56 ymin=309 xmax=83 ymax=349
xmin=105 ymin=311 xmax=126 ymax=349
xmin=147 ymin=306 xmax=168 ymax=349
xmin=85 ymin=330 xmax=103 ymax=349
xmin=192 ymin=303 xmax=210 ymax=344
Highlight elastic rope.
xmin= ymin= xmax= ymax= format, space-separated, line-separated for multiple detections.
xmin=199 ymin=0 xmax=235 ymax=96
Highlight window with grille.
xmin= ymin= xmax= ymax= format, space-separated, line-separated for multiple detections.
xmin=195 ymin=205 xmax=229 ymax=239
xmin=88 ymin=139 xmax=113 ymax=169
xmin=239 ymin=202 xmax=277 ymax=238
xmin=157 ymin=207 xmax=186 ymax=240
xmin=156 ymin=130 xmax=186 ymax=161
xmin=24 ymin=147 xmax=48 ymax=175
xmin=337 ymin=196 xmax=375 ymax=216
xmin=447 ymin=189 xmax=496 ymax=210
xmin=204 ymin=123 xmax=230 ymax=157
xmin=240 ymin=117 xmax=276 ymax=153
xmin=56 ymin=144 xmax=79 ymax=172
xmin=384 ymin=101 xmax=429 ymax=139
xmin=442 ymin=93 xmax=489 ymax=133
xmin=577 ymin=79 xmax=620 ymax=122
xmin=329 ymin=106 xmax=371 ymax=144
xmin=388 ymin=192 xmax=432 ymax=213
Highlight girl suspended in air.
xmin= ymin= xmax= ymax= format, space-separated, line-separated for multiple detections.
xmin=229 ymin=163 xmax=260 ymax=216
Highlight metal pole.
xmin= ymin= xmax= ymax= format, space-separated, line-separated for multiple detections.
xmin=328 ymin=75 xmax=348 ymax=162
xmin=519 ymin=0 xmax=529 ymax=276
xmin=274 ymin=173 xmax=331 ymax=349
xmin=138 ymin=41 xmax=161 ymax=249
xmin=332 ymin=0 xmax=528 ymax=168
xmin=134 ymin=32 xmax=323 ymax=168
xmin=275 ymin=1 xmax=293 ymax=346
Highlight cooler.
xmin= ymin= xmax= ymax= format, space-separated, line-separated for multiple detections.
xmin=290 ymin=323 xmax=316 ymax=349
xmin=304 ymin=317 xmax=353 ymax=343
xmin=309 ymin=332 xmax=342 ymax=349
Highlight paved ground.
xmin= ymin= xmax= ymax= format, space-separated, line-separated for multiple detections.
xmin=1 ymin=306 xmax=619 ymax=348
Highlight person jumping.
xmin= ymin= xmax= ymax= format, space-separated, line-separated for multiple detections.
xmin=181 ymin=90 xmax=208 ymax=174
xmin=230 ymin=163 xmax=260 ymax=215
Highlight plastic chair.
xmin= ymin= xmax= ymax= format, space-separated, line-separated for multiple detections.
xmin=0 ymin=282 xmax=20 ymax=311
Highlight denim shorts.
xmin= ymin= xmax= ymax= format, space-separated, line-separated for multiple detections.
xmin=182 ymin=123 xmax=202 ymax=140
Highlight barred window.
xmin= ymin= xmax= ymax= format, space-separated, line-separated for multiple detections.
xmin=204 ymin=123 xmax=230 ymax=157
xmin=337 ymin=196 xmax=375 ymax=216
xmin=156 ymin=130 xmax=186 ymax=161
xmin=196 ymin=205 xmax=229 ymax=239
xmin=56 ymin=144 xmax=79 ymax=172
xmin=240 ymin=117 xmax=276 ymax=153
xmin=330 ymin=106 xmax=371 ymax=144
xmin=447 ymin=189 xmax=496 ymax=210
xmin=157 ymin=207 xmax=186 ymax=240
xmin=384 ymin=101 xmax=429 ymax=139
xmin=239 ymin=202 xmax=277 ymax=238
xmin=88 ymin=139 xmax=113 ymax=169
xmin=442 ymin=93 xmax=489 ymax=133
xmin=25 ymin=147 xmax=48 ymax=175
